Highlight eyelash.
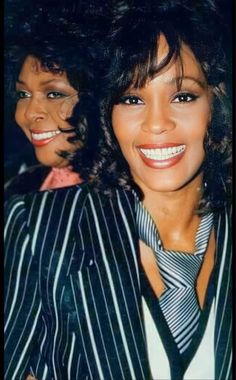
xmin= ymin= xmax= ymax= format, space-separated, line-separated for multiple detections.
xmin=47 ymin=91 xmax=67 ymax=99
xmin=15 ymin=90 xmax=31 ymax=100
xmin=15 ymin=90 xmax=68 ymax=101
xmin=172 ymin=92 xmax=199 ymax=103
xmin=118 ymin=92 xmax=199 ymax=105
xmin=119 ymin=95 xmax=144 ymax=105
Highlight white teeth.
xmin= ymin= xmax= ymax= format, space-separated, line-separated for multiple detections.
xmin=140 ymin=145 xmax=186 ymax=160
xmin=31 ymin=130 xmax=61 ymax=140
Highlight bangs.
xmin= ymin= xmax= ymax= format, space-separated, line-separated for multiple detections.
xmin=111 ymin=32 xmax=183 ymax=104
xmin=24 ymin=55 xmax=64 ymax=75
xmin=131 ymin=38 xmax=180 ymax=89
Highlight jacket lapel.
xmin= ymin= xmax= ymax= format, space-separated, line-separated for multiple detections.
xmin=64 ymin=189 xmax=151 ymax=379
xmin=214 ymin=207 xmax=232 ymax=380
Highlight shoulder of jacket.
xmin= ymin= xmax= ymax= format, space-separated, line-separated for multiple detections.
xmin=4 ymin=165 xmax=50 ymax=198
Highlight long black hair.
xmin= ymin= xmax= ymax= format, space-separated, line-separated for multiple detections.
xmin=91 ymin=0 xmax=232 ymax=212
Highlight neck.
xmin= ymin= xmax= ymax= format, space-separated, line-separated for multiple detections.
xmin=141 ymin=174 xmax=204 ymax=251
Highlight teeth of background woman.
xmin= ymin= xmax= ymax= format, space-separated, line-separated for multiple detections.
xmin=140 ymin=145 xmax=186 ymax=160
xmin=32 ymin=131 xmax=61 ymax=140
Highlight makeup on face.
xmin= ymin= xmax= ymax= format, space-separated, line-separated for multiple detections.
xmin=30 ymin=129 xmax=61 ymax=147
xmin=137 ymin=143 xmax=186 ymax=169
xmin=14 ymin=55 xmax=81 ymax=168
xmin=111 ymin=35 xmax=213 ymax=195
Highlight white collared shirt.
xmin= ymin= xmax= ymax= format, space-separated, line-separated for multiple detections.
xmin=142 ymin=297 xmax=216 ymax=380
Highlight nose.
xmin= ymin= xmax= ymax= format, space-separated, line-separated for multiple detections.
xmin=141 ymin=103 xmax=175 ymax=134
xmin=24 ymin=97 xmax=47 ymax=123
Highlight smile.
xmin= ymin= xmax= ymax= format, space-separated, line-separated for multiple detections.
xmin=139 ymin=145 xmax=186 ymax=160
xmin=31 ymin=130 xmax=61 ymax=141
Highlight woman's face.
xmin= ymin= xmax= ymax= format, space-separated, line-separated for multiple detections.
xmin=112 ymin=34 xmax=213 ymax=195
xmin=15 ymin=55 xmax=81 ymax=168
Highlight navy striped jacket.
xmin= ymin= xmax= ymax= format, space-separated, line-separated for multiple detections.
xmin=4 ymin=184 xmax=232 ymax=380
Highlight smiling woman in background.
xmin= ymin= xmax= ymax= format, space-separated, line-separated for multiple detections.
xmin=15 ymin=55 xmax=80 ymax=171
xmin=4 ymin=3 xmax=101 ymax=196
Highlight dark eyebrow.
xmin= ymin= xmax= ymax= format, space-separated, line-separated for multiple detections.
xmin=16 ymin=79 xmax=26 ymax=85
xmin=167 ymin=76 xmax=207 ymax=89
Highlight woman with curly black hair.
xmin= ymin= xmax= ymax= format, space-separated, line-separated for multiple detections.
xmin=92 ymin=1 xmax=232 ymax=378
xmin=95 ymin=1 xmax=232 ymax=213
xmin=4 ymin=1 xmax=104 ymax=196
xmin=4 ymin=1 xmax=232 ymax=379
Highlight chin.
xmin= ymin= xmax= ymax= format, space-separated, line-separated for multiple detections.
xmin=36 ymin=156 xmax=62 ymax=168
xmin=139 ymin=176 xmax=189 ymax=193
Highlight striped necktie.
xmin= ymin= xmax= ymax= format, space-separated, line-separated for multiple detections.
xmin=136 ymin=201 xmax=213 ymax=354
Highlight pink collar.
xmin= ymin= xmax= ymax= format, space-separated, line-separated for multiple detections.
xmin=40 ymin=166 xmax=82 ymax=191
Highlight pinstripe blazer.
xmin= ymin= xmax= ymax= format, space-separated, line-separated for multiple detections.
xmin=4 ymin=184 xmax=232 ymax=380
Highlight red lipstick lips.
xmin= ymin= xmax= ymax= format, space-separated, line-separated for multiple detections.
xmin=137 ymin=143 xmax=186 ymax=169
xmin=30 ymin=129 xmax=61 ymax=147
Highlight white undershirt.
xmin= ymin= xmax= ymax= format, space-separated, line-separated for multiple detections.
xmin=142 ymin=297 xmax=215 ymax=380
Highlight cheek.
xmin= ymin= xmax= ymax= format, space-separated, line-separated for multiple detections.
xmin=56 ymin=133 xmax=80 ymax=153
xmin=112 ymin=109 xmax=137 ymax=147
xmin=112 ymin=110 xmax=123 ymax=144
xmin=15 ymin=107 xmax=31 ymax=138
xmin=180 ymin=112 xmax=210 ymax=142
xmin=15 ymin=106 xmax=24 ymax=128
xmin=57 ymin=96 xmax=79 ymax=120
xmin=177 ymin=98 xmax=211 ymax=131
xmin=195 ymin=102 xmax=212 ymax=135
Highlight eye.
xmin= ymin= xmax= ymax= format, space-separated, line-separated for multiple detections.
xmin=172 ymin=92 xmax=199 ymax=103
xmin=15 ymin=90 xmax=31 ymax=100
xmin=119 ymin=95 xmax=144 ymax=105
xmin=47 ymin=91 xmax=67 ymax=99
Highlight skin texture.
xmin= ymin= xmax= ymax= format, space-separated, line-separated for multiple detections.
xmin=15 ymin=55 xmax=82 ymax=168
xmin=112 ymin=34 xmax=215 ymax=307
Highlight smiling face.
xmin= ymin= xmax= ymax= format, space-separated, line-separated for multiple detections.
xmin=15 ymin=55 xmax=81 ymax=168
xmin=112 ymin=34 xmax=213 ymax=196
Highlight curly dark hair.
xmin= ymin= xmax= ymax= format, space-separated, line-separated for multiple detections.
xmin=90 ymin=0 xmax=232 ymax=212
xmin=4 ymin=0 xmax=111 ymax=181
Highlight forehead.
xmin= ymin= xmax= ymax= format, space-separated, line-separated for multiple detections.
xmin=129 ymin=33 xmax=206 ymax=91
xmin=155 ymin=34 xmax=205 ymax=83
xmin=18 ymin=55 xmax=65 ymax=80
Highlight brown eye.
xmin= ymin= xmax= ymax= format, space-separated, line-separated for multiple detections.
xmin=47 ymin=91 xmax=67 ymax=99
xmin=119 ymin=95 xmax=144 ymax=105
xmin=172 ymin=92 xmax=198 ymax=103
xmin=15 ymin=90 xmax=31 ymax=100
